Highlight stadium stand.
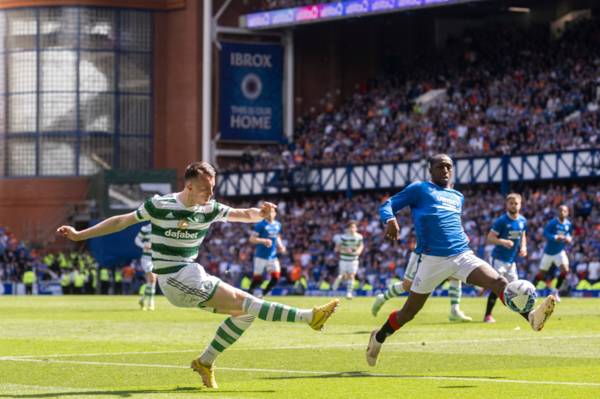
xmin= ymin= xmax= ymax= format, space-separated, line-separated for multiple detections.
xmin=0 ymin=228 xmax=148 ymax=295
xmin=222 ymin=18 xmax=600 ymax=171
xmin=196 ymin=182 xmax=599 ymax=293
xmin=3 ymin=182 xmax=598 ymax=294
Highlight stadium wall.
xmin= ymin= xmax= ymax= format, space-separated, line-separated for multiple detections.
xmin=0 ymin=0 xmax=207 ymax=240
xmin=0 ymin=178 xmax=89 ymax=244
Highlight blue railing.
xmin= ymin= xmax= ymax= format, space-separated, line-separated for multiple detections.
xmin=217 ymin=149 xmax=600 ymax=197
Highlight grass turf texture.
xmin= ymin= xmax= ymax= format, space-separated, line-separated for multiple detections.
xmin=1 ymin=295 xmax=599 ymax=398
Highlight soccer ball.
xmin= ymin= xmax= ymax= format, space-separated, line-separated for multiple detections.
xmin=504 ymin=280 xmax=537 ymax=313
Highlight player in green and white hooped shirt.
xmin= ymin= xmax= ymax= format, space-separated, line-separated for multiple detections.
xmin=134 ymin=223 xmax=156 ymax=310
xmin=57 ymin=161 xmax=339 ymax=389
xmin=332 ymin=221 xmax=364 ymax=299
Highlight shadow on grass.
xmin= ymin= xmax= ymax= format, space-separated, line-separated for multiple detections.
xmin=262 ymin=371 xmax=505 ymax=381
xmin=334 ymin=330 xmax=372 ymax=335
xmin=0 ymin=386 xmax=276 ymax=398
xmin=418 ymin=321 xmax=486 ymax=326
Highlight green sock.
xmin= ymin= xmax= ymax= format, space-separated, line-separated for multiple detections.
xmin=147 ymin=283 xmax=155 ymax=302
xmin=200 ymin=314 xmax=255 ymax=365
xmin=346 ymin=277 xmax=354 ymax=295
xmin=449 ymin=280 xmax=461 ymax=310
xmin=242 ymin=296 xmax=312 ymax=323
xmin=383 ymin=282 xmax=405 ymax=300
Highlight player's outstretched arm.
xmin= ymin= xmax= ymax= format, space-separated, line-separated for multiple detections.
xmin=227 ymin=202 xmax=277 ymax=223
xmin=57 ymin=212 xmax=140 ymax=242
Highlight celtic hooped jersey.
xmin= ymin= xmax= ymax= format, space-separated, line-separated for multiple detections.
xmin=135 ymin=194 xmax=231 ymax=271
xmin=337 ymin=233 xmax=363 ymax=261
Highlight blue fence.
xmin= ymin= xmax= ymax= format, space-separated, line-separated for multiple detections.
xmin=217 ymin=149 xmax=600 ymax=197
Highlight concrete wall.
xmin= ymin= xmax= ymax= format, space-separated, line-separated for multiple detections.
xmin=154 ymin=0 xmax=203 ymax=181
xmin=0 ymin=178 xmax=89 ymax=245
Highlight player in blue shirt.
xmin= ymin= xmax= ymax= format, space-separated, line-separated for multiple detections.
xmin=532 ymin=205 xmax=573 ymax=302
xmin=371 ymin=238 xmax=472 ymax=322
xmin=366 ymin=154 xmax=557 ymax=367
xmin=484 ymin=193 xmax=527 ymax=323
xmin=248 ymin=205 xmax=286 ymax=297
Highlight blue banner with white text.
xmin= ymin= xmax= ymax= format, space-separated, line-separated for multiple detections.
xmin=219 ymin=42 xmax=284 ymax=142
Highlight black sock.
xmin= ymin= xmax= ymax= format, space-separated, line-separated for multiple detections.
xmin=556 ymin=273 xmax=566 ymax=291
xmin=263 ymin=278 xmax=279 ymax=296
xmin=532 ymin=271 xmax=545 ymax=286
xmin=519 ymin=311 xmax=529 ymax=321
xmin=485 ymin=292 xmax=497 ymax=316
xmin=249 ymin=278 xmax=262 ymax=293
xmin=375 ymin=321 xmax=396 ymax=343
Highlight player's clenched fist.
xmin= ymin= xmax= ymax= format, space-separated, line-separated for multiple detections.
xmin=385 ymin=219 xmax=400 ymax=241
xmin=259 ymin=202 xmax=277 ymax=218
xmin=56 ymin=225 xmax=82 ymax=241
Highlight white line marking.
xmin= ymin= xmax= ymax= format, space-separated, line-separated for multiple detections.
xmin=254 ymin=333 xmax=600 ymax=351
xmin=1 ymin=358 xmax=599 ymax=388
xmin=0 ymin=349 xmax=198 ymax=360
xmin=2 ymin=333 xmax=600 ymax=360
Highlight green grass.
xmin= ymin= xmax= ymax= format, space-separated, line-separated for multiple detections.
xmin=1 ymin=295 xmax=600 ymax=398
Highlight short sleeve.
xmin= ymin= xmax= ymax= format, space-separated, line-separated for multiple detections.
xmin=490 ymin=216 xmax=504 ymax=235
xmin=135 ymin=197 xmax=154 ymax=221
xmin=213 ymin=201 xmax=231 ymax=222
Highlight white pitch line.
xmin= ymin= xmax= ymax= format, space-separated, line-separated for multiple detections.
xmin=2 ymin=357 xmax=600 ymax=388
xmin=0 ymin=349 xmax=199 ymax=360
xmin=243 ymin=333 xmax=600 ymax=351
xmin=2 ymin=333 xmax=600 ymax=360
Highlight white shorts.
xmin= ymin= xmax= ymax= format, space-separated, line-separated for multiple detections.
xmin=338 ymin=259 xmax=359 ymax=275
xmin=157 ymin=263 xmax=221 ymax=308
xmin=140 ymin=256 xmax=153 ymax=274
xmin=539 ymin=251 xmax=569 ymax=271
xmin=411 ymin=250 xmax=488 ymax=294
xmin=253 ymin=257 xmax=281 ymax=275
xmin=404 ymin=252 xmax=419 ymax=281
xmin=490 ymin=258 xmax=518 ymax=283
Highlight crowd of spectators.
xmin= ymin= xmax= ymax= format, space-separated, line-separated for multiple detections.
xmin=227 ymin=19 xmax=600 ymax=172
xmin=2 ymin=182 xmax=598 ymax=295
xmin=0 ymin=229 xmax=148 ymax=295
xmin=198 ymin=182 xmax=599 ymax=293
xmin=0 ymin=228 xmax=40 ymax=286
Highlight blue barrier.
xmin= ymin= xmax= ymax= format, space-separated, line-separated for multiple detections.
xmin=217 ymin=149 xmax=600 ymax=197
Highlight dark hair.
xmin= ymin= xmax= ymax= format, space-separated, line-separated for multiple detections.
xmin=428 ymin=153 xmax=452 ymax=168
xmin=184 ymin=161 xmax=216 ymax=181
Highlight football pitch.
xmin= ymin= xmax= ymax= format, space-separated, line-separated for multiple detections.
xmin=1 ymin=296 xmax=599 ymax=399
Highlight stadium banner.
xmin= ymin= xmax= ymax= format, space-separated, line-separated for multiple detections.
xmin=243 ymin=0 xmax=483 ymax=29
xmin=88 ymin=221 xmax=143 ymax=267
xmin=219 ymin=42 xmax=284 ymax=142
